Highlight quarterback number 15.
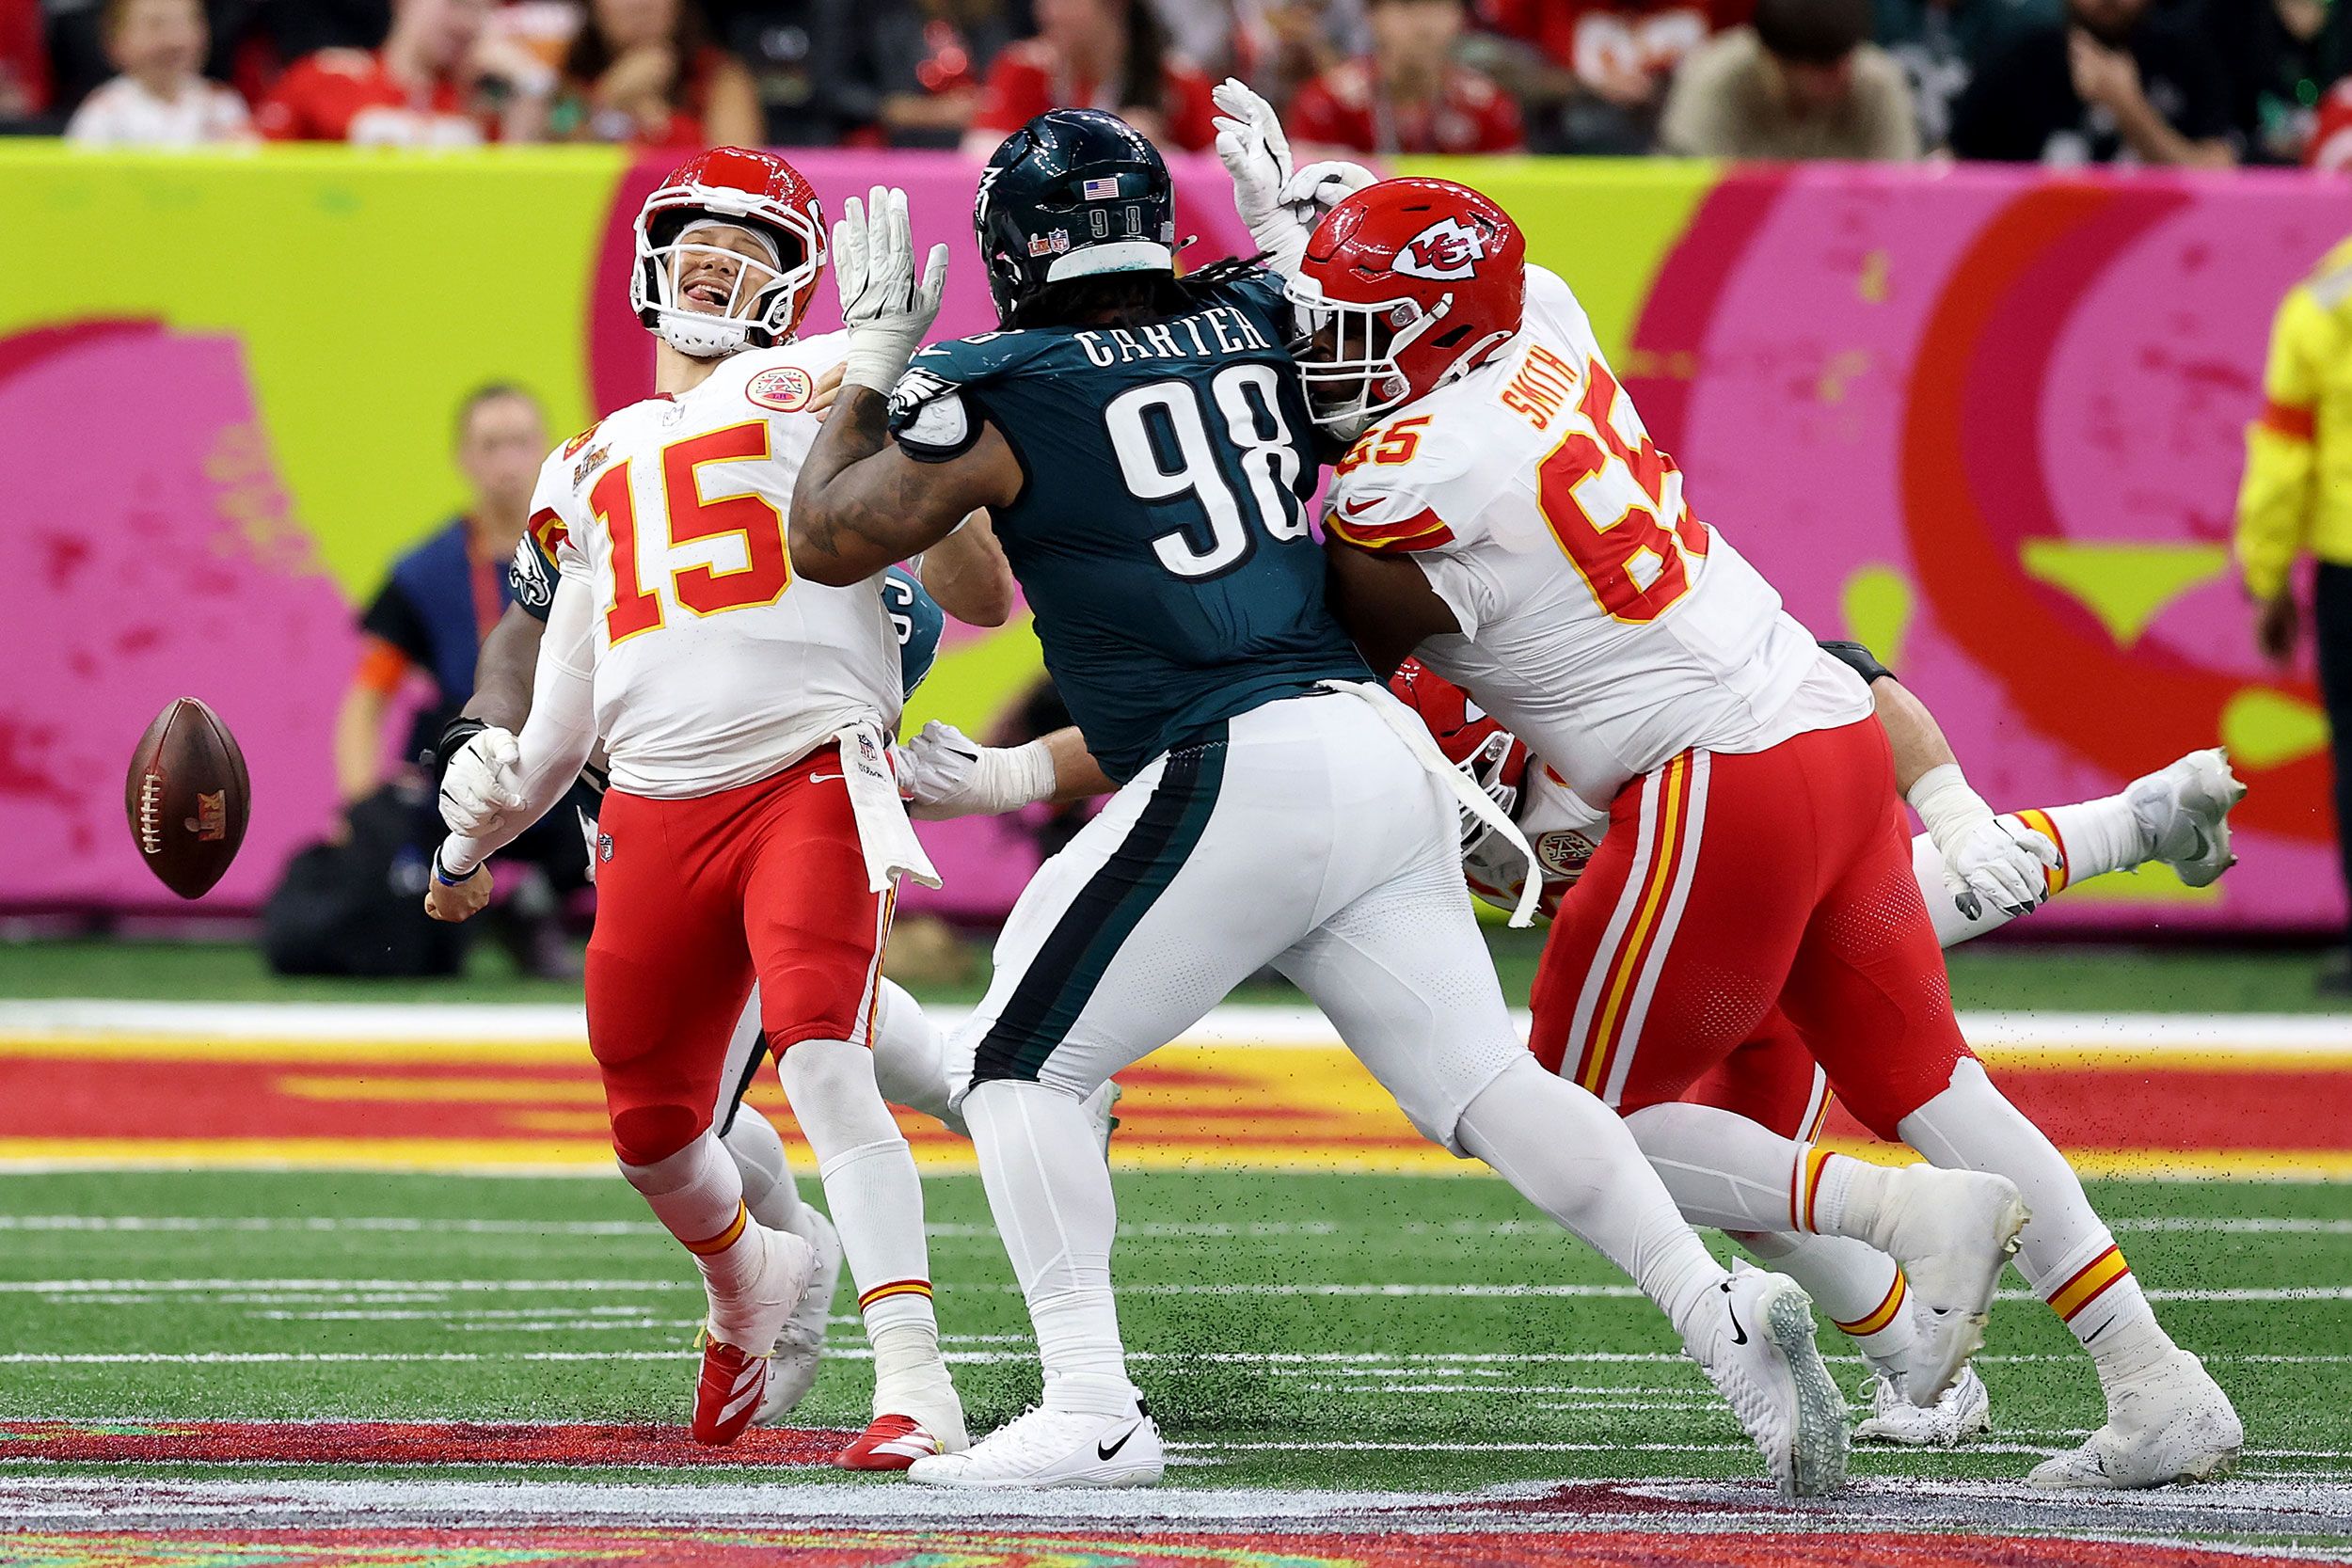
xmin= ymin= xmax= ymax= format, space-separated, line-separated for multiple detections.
xmin=590 ymin=420 xmax=792 ymax=644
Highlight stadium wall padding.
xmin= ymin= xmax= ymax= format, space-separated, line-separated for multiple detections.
xmin=0 ymin=146 xmax=2342 ymax=930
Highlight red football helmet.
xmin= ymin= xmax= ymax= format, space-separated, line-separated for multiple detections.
xmin=633 ymin=147 xmax=826 ymax=359
xmin=1287 ymin=177 xmax=1526 ymax=439
xmin=1389 ymin=657 xmax=1529 ymax=855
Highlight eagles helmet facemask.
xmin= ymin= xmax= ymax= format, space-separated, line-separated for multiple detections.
xmin=975 ymin=108 xmax=1181 ymax=328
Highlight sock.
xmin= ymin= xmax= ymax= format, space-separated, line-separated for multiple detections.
xmin=618 ymin=1133 xmax=771 ymax=1341
xmin=1736 ymin=1230 xmax=1915 ymax=1379
xmin=780 ymin=1038 xmax=949 ymax=1418
xmin=1897 ymin=1056 xmax=2173 ymax=1380
xmin=964 ymin=1079 xmax=1137 ymax=1415
xmin=719 ymin=1103 xmax=812 ymax=1238
xmin=1622 ymin=1101 xmax=1904 ymax=1259
xmin=2010 ymin=797 xmax=2146 ymax=893
xmin=870 ymin=978 xmax=961 ymax=1131
xmin=1461 ymin=1059 xmax=1727 ymax=1344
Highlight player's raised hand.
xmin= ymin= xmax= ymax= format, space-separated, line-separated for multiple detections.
xmin=1214 ymin=80 xmax=1296 ymax=245
xmin=439 ymin=726 xmax=525 ymax=837
xmin=834 ymin=185 xmax=950 ymax=394
xmin=1944 ymin=816 xmax=2058 ymax=921
xmin=1279 ymin=160 xmax=1379 ymax=227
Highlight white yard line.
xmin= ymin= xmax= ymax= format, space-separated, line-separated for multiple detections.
xmin=8 ymin=1275 xmax=2348 ymax=1304
xmin=5 ymin=1212 xmax=2347 ymax=1238
xmin=8 ymin=999 xmax=2352 ymax=1052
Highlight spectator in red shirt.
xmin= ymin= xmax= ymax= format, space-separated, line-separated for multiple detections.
xmin=557 ymin=0 xmax=761 ymax=150
xmin=0 ymin=0 xmax=50 ymax=125
xmin=257 ymin=0 xmax=555 ymax=144
xmin=961 ymin=0 xmax=1219 ymax=154
xmin=1290 ymin=0 xmax=1524 ymax=154
xmin=1479 ymin=0 xmax=1748 ymax=150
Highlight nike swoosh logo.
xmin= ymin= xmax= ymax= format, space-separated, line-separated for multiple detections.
xmin=809 ymin=773 xmax=845 ymax=783
xmin=1723 ymin=1282 xmax=1749 ymax=1346
xmin=1097 ymin=1422 xmax=1141 ymax=1461
xmin=1342 ymin=496 xmax=1382 ymax=515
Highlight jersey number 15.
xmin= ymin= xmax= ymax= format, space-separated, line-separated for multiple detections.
xmin=1105 ymin=363 xmax=1310 ymax=579
xmin=590 ymin=421 xmax=790 ymax=644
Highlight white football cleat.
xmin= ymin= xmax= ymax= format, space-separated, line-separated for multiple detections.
xmin=1083 ymin=1079 xmax=1123 ymax=1161
xmin=1854 ymin=1364 xmax=1992 ymax=1447
xmin=2128 ymin=749 xmax=2245 ymax=888
xmin=1876 ymin=1164 xmax=2028 ymax=1405
xmin=907 ymin=1401 xmax=1163 ymax=1489
xmin=2028 ymin=1348 xmax=2242 ymax=1489
xmin=756 ymin=1209 xmax=842 ymax=1425
xmin=1685 ymin=1267 xmax=1849 ymax=1499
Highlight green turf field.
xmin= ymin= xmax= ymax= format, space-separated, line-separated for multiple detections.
xmin=3 ymin=935 xmax=2345 ymax=1012
xmin=1 ymin=1167 xmax=2344 ymax=1496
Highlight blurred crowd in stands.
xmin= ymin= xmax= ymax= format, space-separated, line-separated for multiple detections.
xmin=1 ymin=0 xmax=2346 ymax=168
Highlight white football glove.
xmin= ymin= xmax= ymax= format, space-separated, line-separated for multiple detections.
xmin=1910 ymin=763 xmax=2058 ymax=920
xmin=1279 ymin=160 xmax=1378 ymax=226
xmin=834 ymin=184 xmax=949 ymax=394
xmin=439 ymin=726 xmax=525 ymax=838
xmin=895 ymin=721 xmax=1056 ymax=821
xmin=1944 ymin=816 xmax=2061 ymax=920
xmin=1213 ymin=77 xmax=1304 ymax=271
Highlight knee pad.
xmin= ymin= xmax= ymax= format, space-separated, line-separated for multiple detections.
xmin=610 ymin=1102 xmax=704 ymax=1168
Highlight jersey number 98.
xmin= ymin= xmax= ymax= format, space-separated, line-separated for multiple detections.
xmin=1105 ymin=364 xmax=1310 ymax=579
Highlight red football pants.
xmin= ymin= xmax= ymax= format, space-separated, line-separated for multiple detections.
xmin=1528 ymin=719 xmax=1970 ymax=1141
xmin=585 ymin=747 xmax=894 ymax=1165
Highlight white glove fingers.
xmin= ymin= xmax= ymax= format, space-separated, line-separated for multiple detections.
xmin=918 ymin=243 xmax=949 ymax=314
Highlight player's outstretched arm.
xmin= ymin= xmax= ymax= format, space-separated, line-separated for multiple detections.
xmin=791 ymin=184 xmax=1005 ymax=583
xmin=919 ymin=510 xmax=1017 ymax=628
xmin=1867 ymin=671 xmax=2058 ymax=920
xmin=434 ymin=579 xmax=598 ymax=894
xmin=1323 ymin=540 xmax=1465 ymax=679
xmin=463 ymin=603 xmax=546 ymax=734
xmin=896 ymin=721 xmax=1111 ymax=818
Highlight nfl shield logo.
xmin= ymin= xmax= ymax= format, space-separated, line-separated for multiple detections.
xmin=597 ymin=832 xmax=614 ymax=863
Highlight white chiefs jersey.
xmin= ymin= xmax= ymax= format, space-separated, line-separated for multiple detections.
xmin=1327 ymin=266 xmax=1870 ymax=807
xmin=528 ymin=333 xmax=901 ymax=798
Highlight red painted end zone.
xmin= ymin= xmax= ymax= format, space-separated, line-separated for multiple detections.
xmin=0 ymin=1418 xmax=856 ymax=1467
xmin=0 ymin=1528 xmax=2314 ymax=1568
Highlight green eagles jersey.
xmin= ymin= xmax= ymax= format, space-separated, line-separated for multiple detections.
xmin=887 ymin=272 xmax=1369 ymax=782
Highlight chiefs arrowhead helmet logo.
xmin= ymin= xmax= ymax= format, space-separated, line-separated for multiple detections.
xmin=1394 ymin=216 xmax=1487 ymax=282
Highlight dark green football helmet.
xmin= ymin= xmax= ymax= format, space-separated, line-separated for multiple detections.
xmin=974 ymin=108 xmax=1178 ymax=328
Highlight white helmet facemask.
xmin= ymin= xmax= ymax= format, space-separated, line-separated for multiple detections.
xmin=1283 ymin=273 xmax=1452 ymax=443
xmin=636 ymin=216 xmax=806 ymax=359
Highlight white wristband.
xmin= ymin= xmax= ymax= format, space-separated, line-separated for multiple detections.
xmin=1905 ymin=762 xmax=1994 ymax=855
xmin=986 ymin=737 xmax=1057 ymax=813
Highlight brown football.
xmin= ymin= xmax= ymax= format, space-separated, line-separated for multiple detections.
xmin=125 ymin=697 xmax=251 ymax=900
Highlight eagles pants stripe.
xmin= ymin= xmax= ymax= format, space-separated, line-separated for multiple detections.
xmin=973 ymin=731 xmax=1231 ymax=1085
xmin=948 ymin=691 xmax=1523 ymax=1154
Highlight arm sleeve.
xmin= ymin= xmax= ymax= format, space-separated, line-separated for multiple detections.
xmin=2234 ymin=285 xmax=2322 ymax=601
xmin=441 ymin=576 xmax=598 ymax=869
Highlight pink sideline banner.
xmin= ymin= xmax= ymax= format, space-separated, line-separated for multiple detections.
xmin=5 ymin=150 xmax=2347 ymax=932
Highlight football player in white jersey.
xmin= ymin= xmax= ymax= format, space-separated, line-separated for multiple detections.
xmin=423 ymin=148 xmax=968 ymax=1469
xmin=1204 ymin=91 xmax=2239 ymax=1487
xmin=1384 ymin=655 xmax=2244 ymax=1446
